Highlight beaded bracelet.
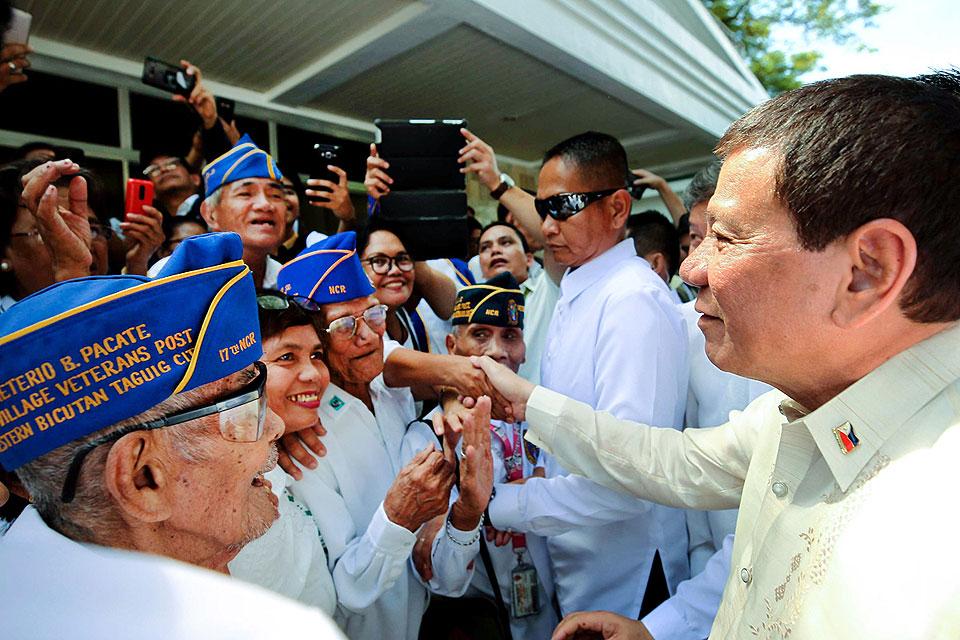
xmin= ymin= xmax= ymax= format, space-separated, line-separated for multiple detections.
xmin=444 ymin=512 xmax=484 ymax=546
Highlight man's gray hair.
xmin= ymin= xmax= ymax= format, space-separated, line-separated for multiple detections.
xmin=18 ymin=388 xmax=214 ymax=543
xmin=683 ymin=159 xmax=722 ymax=211
xmin=203 ymin=188 xmax=221 ymax=212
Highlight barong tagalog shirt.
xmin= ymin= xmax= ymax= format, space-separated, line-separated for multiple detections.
xmin=524 ymin=322 xmax=960 ymax=639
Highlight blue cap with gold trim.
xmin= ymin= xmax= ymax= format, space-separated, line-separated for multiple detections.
xmin=202 ymin=134 xmax=282 ymax=198
xmin=451 ymin=272 xmax=524 ymax=329
xmin=0 ymin=232 xmax=262 ymax=470
xmin=276 ymin=231 xmax=375 ymax=305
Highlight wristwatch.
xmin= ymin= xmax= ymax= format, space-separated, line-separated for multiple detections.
xmin=490 ymin=173 xmax=515 ymax=200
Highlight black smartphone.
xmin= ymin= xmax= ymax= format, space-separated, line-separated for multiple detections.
xmin=627 ymin=173 xmax=647 ymax=200
xmin=310 ymin=143 xmax=341 ymax=193
xmin=216 ymin=97 xmax=235 ymax=123
xmin=141 ymin=57 xmax=195 ymax=97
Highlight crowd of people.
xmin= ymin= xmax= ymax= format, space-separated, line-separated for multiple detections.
xmin=2 ymin=3 xmax=960 ymax=639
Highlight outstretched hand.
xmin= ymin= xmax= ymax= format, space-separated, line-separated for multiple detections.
xmin=468 ymin=355 xmax=535 ymax=422
xmin=551 ymin=611 xmax=654 ymax=640
xmin=458 ymin=128 xmax=501 ymax=191
xmin=364 ymin=143 xmax=393 ymax=199
xmin=20 ymin=160 xmax=92 ymax=281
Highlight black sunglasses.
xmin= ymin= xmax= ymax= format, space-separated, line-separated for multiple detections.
xmin=534 ymin=187 xmax=623 ymax=221
xmin=60 ymin=361 xmax=268 ymax=503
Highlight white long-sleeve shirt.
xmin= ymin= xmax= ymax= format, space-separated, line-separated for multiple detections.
xmin=290 ymin=381 xmax=434 ymax=640
xmin=538 ymin=238 xmax=690 ymax=616
xmin=524 ymin=321 xmax=960 ymax=639
xmin=402 ymin=418 xmax=559 ymax=640
xmin=1 ymin=507 xmax=345 ymax=640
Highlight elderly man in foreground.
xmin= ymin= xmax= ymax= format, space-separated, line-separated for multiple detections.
xmin=0 ymin=231 xmax=343 ymax=638
xmin=469 ymin=70 xmax=960 ymax=640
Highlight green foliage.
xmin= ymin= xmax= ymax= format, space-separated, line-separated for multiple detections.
xmin=702 ymin=0 xmax=886 ymax=94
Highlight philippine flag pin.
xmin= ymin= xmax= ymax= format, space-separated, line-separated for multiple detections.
xmin=833 ymin=421 xmax=860 ymax=454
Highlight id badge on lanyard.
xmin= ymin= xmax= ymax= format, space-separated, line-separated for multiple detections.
xmin=491 ymin=422 xmax=541 ymax=618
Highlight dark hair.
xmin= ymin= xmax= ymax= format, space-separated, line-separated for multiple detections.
xmin=256 ymin=289 xmax=326 ymax=347
xmin=16 ymin=141 xmax=57 ymax=159
xmin=496 ymin=203 xmax=509 ymax=223
xmin=480 ymin=221 xmax=530 ymax=254
xmin=542 ymin=131 xmax=628 ymax=189
xmin=716 ymin=70 xmax=960 ymax=323
xmin=677 ymin=212 xmax=690 ymax=237
xmin=467 ymin=216 xmax=483 ymax=233
xmin=356 ymin=217 xmax=407 ymax=257
xmin=683 ymin=159 xmax=722 ymax=211
xmin=162 ymin=212 xmax=207 ymax=240
xmin=627 ymin=211 xmax=681 ymax=277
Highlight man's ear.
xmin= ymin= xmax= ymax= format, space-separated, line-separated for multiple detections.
xmin=103 ymin=431 xmax=174 ymax=524
xmin=608 ymin=190 xmax=632 ymax=230
xmin=199 ymin=199 xmax=218 ymax=231
xmin=643 ymin=251 xmax=670 ymax=285
xmin=190 ymin=173 xmax=201 ymax=188
xmin=445 ymin=333 xmax=456 ymax=354
xmin=832 ymin=218 xmax=917 ymax=329
xmin=525 ymin=252 xmax=534 ymax=268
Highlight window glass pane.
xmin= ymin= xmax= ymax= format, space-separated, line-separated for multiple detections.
xmin=0 ymin=71 xmax=119 ymax=146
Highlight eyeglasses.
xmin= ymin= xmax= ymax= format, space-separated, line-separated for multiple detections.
xmin=142 ymin=159 xmax=183 ymax=178
xmin=364 ymin=254 xmax=414 ymax=275
xmin=60 ymin=361 xmax=269 ymax=503
xmin=257 ymin=293 xmax=322 ymax=312
xmin=533 ymin=187 xmax=623 ymax=221
xmin=326 ymin=304 xmax=388 ymax=340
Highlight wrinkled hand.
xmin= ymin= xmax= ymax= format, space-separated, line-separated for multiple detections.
xmin=364 ymin=143 xmax=393 ymax=199
xmin=447 ymin=355 xmax=512 ymax=422
xmin=20 ymin=160 xmax=92 ymax=281
xmin=384 ymin=444 xmax=456 ymax=532
xmin=173 ymin=59 xmax=217 ymax=129
xmin=222 ymin=118 xmax=241 ymax=146
xmin=552 ymin=611 xmax=654 ymax=640
xmin=0 ymin=43 xmax=31 ymax=91
xmin=307 ymin=165 xmax=355 ymax=221
xmin=458 ymin=128 xmax=500 ymax=191
xmin=121 ymin=205 xmax=165 ymax=275
xmin=450 ymin=396 xmax=494 ymax=530
xmin=629 ymin=169 xmax=667 ymax=192
xmin=413 ymin=514 xmax=445 ymax=581
xmin=470 ymin=355 xmax=535 ymax=422
xmin=484 ymin=525 xmax=513 ymax=547
xmin=277 ymin=422 xmax=327 ymax=480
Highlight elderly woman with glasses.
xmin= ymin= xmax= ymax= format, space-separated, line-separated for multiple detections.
xmin=275 ymin=233 xmax=487 ymax=640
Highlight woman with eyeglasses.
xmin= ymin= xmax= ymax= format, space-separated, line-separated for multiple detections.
xmin=226 ymin=291 xmax=338 ymax=615
xmin=357 ymin=220 xmax=457 ymax=355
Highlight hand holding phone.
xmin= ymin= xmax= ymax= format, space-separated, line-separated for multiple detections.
xmin=125 ymin=179 xmax=155 ymax=218
xmin=141 ymin=56 xmax=196 ymax=97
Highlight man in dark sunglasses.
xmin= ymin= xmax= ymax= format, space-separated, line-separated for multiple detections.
xmin=461 ymin=129 xmax=690 ymax=621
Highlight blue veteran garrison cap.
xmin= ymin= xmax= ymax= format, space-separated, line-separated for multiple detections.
xmin=452 ymin=272 xmax=524 ymax=329
xmin=0 ymin=233 xmax=262 ymax=470
xmin=276 ymin=231 xmax=375 ymax=305
xmin=202 ymin=134 xmax=282 ymax=198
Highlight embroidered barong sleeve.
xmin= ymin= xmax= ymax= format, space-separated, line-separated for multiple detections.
xmin=523 ymin=387 xmax=782 ymax=510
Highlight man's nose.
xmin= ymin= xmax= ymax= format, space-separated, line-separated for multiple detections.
xmin=486 ymin=336 xmax=509 ymax=363
xmin=264 ymin=408 xmax=284 ymax=442
xmin=541 ymin=215 xmax=558 ymax=237
xmin=679 ymin=237 xmax=711 ymax=288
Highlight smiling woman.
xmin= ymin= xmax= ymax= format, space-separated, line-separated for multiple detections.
xmin=256 ymin=291 xmax=330 ymax=434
